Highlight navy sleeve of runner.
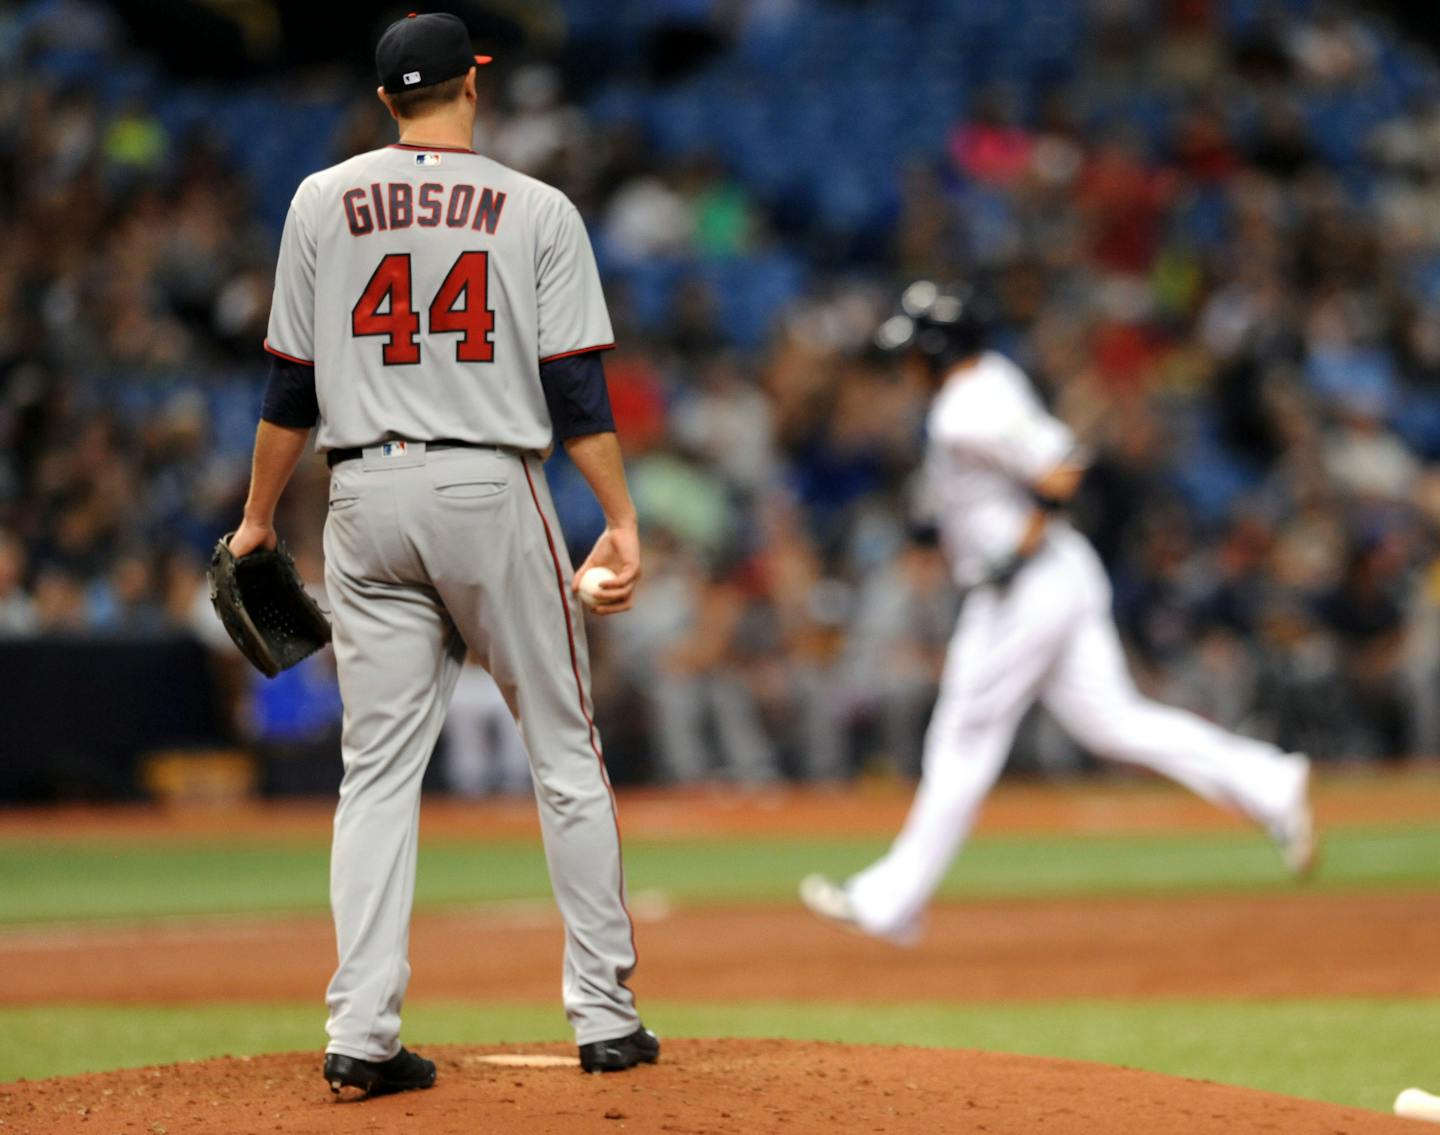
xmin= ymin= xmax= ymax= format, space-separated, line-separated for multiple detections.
xmin=541 ymin=349 xmax=616 ymax=441
xmin=260 ymin=355 xmax=319 ymax=429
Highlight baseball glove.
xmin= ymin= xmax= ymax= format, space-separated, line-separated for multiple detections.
xmin=208 ymin=535 xmax=331 ymax=678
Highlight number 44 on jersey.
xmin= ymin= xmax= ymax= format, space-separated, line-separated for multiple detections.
xmin=352 ymin=251 xmax=495 ymax=366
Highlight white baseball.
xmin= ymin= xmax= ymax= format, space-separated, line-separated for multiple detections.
xmin=576 ymin=566 xmax=618 ymax=609
xmin=1396 ymin=1088 xmax=1440 ymax=1122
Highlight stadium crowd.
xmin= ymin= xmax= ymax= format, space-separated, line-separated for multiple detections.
xmin=4 ymin=0 xmax=1440 ymax=786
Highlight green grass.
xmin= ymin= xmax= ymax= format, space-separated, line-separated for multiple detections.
xmin=0 ymin=1002 xmax=566 ymax=1083
xmin=653 ymin=998 xmax=1440 ymax=1113
xmin=3 ymin=824 xmax=1440 ymax=925
xmin=4 ymin=998 xmax=1436 ymax=1113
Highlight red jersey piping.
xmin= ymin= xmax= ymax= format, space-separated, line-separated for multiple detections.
xmin=520 ymin=458 xmax=640 ymax=967
xmin=540 ymin=343 xmax=616 ymax=365
xmin=263 ymin=341 xmax=314 ymax=366
xmin=389 ymin=142 xmax=477 ymax=155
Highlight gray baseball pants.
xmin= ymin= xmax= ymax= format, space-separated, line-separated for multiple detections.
xmin=320 ymin=441 xmax=639 ymax=1060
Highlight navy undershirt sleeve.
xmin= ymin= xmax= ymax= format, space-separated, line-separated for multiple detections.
xmin=541 ymin=350 xmax=616 ymax=441
xmin=261 ymin=355 xmax=319 ymax=429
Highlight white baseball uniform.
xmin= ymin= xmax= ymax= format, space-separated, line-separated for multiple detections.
xmin=843 ymin=351 xmax=1309 ymax=941
xmin=265 ymin=141 xmax=640 ymax=1058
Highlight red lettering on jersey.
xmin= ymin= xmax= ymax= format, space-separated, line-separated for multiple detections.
xmin=472 ymin=188 xmax=506 ymax=234
xmin=342 ymin=183 xmax=503 ymax=238
xmin=343 ymin=188 xmax=373 ymax=236
xmin=429 ymin=250 xmax=495 ymax=361
xmin=387 ymin=182 xmax=413 ymax=229
xmin=370 ymin=183 xmax=388 ymax=231
xmin=352 ymin=253 xmax=420 ymax=365
xmin=417 ymin=182 xmax=443 ymax=227
xmin=445 ymin=183 xmax=475 ymax=228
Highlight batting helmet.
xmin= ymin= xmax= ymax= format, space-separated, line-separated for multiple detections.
xmin=874 ymin=280 xmax=992 ymax=368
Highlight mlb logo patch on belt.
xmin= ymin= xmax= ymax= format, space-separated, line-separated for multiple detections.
xmin=381 ymin=441 xmax=409 ymax=457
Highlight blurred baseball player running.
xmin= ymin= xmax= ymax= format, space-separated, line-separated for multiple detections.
xmin=228 ymin=12 xmax=656 ymax=1096
xmin=801 ymin=282 xmax=1317 ymax=946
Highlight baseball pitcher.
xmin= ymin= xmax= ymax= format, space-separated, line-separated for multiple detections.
xmin=227 ymin=12 xmax=656 ymax=1097
xmin=802 ymin=281 xmax=1317 ymax=945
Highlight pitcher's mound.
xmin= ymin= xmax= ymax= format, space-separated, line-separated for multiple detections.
xmin=0 ymin=1038 xmax=1417 ymax=1134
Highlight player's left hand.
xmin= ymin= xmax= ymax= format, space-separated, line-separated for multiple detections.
xmin=573 ymin=522 xmax=641 ymax=615
xmin=229 ymin=518 xmax=279 ymax=558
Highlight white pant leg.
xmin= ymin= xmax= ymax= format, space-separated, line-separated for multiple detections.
xmin=324 ymin=526 xmax=465 ymax=1061
xmin=846 ymin=553 xmax=1078 ymax=938
xmin=431 ymin=453 xmax=640 ymax=1045
xmin=1040 ymin=574 xmax=1305 ymax=829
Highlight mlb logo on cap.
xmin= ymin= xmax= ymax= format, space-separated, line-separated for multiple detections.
xmin=376 ymin=12 xmax=493 ymax=95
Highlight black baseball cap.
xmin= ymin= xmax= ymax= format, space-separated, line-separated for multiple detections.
xmin=377 ymin=12 xmax=492 ymax=95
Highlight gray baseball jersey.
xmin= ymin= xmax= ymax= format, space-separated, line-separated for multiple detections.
xmin=265 ymin=141 xmax=614 ymax=453
xmin=264 ymin=141 xmax=641 ymax=1062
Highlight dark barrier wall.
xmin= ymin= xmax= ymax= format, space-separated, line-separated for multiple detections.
xmin=0 ymin=637 xmax=226 ymax=801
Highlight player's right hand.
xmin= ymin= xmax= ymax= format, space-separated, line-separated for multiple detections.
xmin=573 ymin=522 xmax=641 ymax=615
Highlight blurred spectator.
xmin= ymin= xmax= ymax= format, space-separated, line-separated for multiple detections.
xmin=101 ymin=99 xmax=167 ymax=179
xmin=0 ymin=532 xmax=37 ymax=635
xmin=670 ymin=355 xmax=776 ymax=495
xmin=1249 ymin=99 xmax=1320 ymax=181
xmin=841 ymin=533 xmax=957 ymax=776
xmin=610 ymin=533 xmax=779 ymax=785
xmin=88 ymin=550 xmax=166 ymax=635
xmin=1170 ymin=99 xmax=1241 ymax=185
xmin=1253 ymin=596 xmax=1351 ymax=758
xmin=686 ymin=153 xmax=756 ymax=259
xmin=1317 ymin=536 xmax=1415 ymax=759
xmin=630 ymin=449 xmax=736 ymax=559
xmin=439 ymin=658 xmax=531 ymax=797
xmin=1322 ymin=394 xmax=1419 ymax=502
xmin=1075 ymin=130 xmax=1176 ymax=276
xmin=893 ymin=160 xmax=965 ymax=280
xmin=749 ymin=502 xmax=850 ymax=780
xmin=491 ymin=63 xmax=581 ymax=176
xmin=1286 ymin=5 xmax=1377 ymax=87
xmin=31 ymin=567 xmax=86 ymax=633
xmin=603 ymin=172 xmax=694 ymax=264
xmin=950 ymin=87 xmax=1034 ymax=188
xmin=1162 ymin=626 xmax=1262 ymax=734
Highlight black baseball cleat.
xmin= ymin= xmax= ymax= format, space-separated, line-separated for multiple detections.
xmin=578 ymin=1026 xmax=660 ymax=1073
xmin=324 ymin=1047 xmax=436 ymax=1098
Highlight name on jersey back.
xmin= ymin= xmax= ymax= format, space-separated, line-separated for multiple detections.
xmin=342 ymin=182 xmax=507 ymax=237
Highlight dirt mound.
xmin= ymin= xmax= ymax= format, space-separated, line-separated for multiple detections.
xmin=0 ymin=1039 xmax=1417 ymax=1134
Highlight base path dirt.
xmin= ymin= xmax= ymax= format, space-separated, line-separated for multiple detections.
xmin=5 ymin=891 xmax=1440 ymax=1005
xmin=0 ymin=1040 xmax=1420 ymax=1135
